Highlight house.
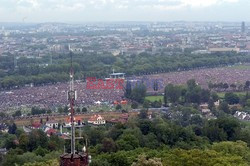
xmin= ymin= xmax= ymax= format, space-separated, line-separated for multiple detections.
xmin=120 ymin=100 xmax=128 ymax=105
xmin=64 ymin=116 xmax=83 ymax=127
xmin=46 ymin=128 xmax=57 ymax=136
xmin=0 ymin=123 xmax=8 ymax=133
xmin=59 ymin=134 xmax=70 ymax=140
xmin=214 ymin=100 xmax=220 ymax=107
xmin=200 ymin=103 xmax=209 ymax=109
xmin=88 ymin=115 xmax=106 ymax=125
xmin=46 ymin=120 xmax=59 ymax=129
xmin=0 ymin=148 xmax=7 ymax=155
xmin=201 ymin=109 xmax=211 ymax=114
xmin=234 ymin=111 xmax=250 ymax=121
xmin=31 ymin=121 xmax=42 ymax=129
xmin=107 ymin=113 xmax=129 ymax=125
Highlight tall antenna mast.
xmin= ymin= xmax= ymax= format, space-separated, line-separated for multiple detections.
xmin=69 ymin=51 xmax=76 ymax=154
xmin=60 ymin=52 xmax=89 ymax=166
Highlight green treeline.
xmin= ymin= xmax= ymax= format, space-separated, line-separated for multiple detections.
xmin=1 ymin=51 xmax=250 ymax=89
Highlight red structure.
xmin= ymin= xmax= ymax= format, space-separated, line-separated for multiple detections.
xmin=60 ymin=153 xmax=88 ymax=166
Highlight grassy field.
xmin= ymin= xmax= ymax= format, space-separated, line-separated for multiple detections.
xmin=147 ymin=92 xmax=247 ymax=101
xmin=230 ymin=64 xmax=250 ymax=70
xmin=146 ymin=96 xmax=164 ymax=102
xmin=217 ymin=92 xmax=246 ymax=99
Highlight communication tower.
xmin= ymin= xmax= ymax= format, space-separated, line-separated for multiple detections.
xmin=60 ymin=52 xmax=91 ymax=166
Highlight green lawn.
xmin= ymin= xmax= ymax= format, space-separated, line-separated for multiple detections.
xmin=230 ymin=64 xmax=250 ymax=70
xmin=217 ymin=92 xmax=246 ymax=99
xmin=146 ymin=96 xmax=164 ymax=102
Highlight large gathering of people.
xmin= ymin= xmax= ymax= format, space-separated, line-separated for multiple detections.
xmin=0 ymin=82 xmax=124 ymax=111
xmin=135 ymin=67 xmax=250 ymax=92
xmin=1 ymin=66 xmax=250 ymax=111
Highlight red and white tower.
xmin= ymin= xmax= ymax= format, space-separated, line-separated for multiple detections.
xmin=60 ymin=52 xmax=90 ymax=166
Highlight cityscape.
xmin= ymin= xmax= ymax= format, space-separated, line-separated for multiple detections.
xmin=0 ymin=22 xmax=249 ymax=58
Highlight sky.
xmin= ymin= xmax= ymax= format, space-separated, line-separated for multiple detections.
xmin=0 ymin=0 xmax=249 ymax=23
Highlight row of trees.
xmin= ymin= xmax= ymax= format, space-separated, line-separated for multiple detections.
xmin=164 ymin=79 xmax=212 ymax=105
xmin=2 ymin=51 xmax=250 ymax=89
xmin=208 ymin=80 xmax=250 ymax=91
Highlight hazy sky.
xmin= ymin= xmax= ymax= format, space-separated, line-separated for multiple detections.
xmin=0 ymin=0 xmax=249 ymax=22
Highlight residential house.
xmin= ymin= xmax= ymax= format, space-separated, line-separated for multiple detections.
xmin=88 ymin=115 xmax=106 ymax=125
xmin=46 ymin=120 xmax=59 ymax=129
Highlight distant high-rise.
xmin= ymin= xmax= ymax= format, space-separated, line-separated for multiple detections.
xmin=241 ymin=21 xmax=246 ymax=33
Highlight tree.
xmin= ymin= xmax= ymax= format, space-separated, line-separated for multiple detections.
xmin=246 ymin=99 xmax=250 ymax=107
xmin=8 ymin=123 xmax=17 ymax=134
xmin=46 ymin=109 xmax=52 ymax=114
xmin=187 ymin=79 xmax=197 ymax=91
xmin=131 ymin=102 xmax=139 ymax=109
xmin=108 ymin=152 xmax=130 ymax=166
xmin=190 ymin=115 xmax=203 ymax=126
xmin=151 ymin=100 xmax=162 ymax=108
xmin=132 ymin=155 xmax=163 ymax=166
xmin=101 ymin=138 xmax=117 ymax=153
xmin=200 ymin=89 xmax=210 ymax=103
xmin=142 ymin=133 xmax=159 ymax=149
xmin=0 ymin=112 xmax=6 ymax=118
xmin=163 ymin=149 xmax=247 ymax=166
xmin=223 ymin=83 xmax=229 ymax=90
xmin=139 ymin=120 xmax=152 ymax=135
xmin=76 ymin=107 xmax=81 ymax=113
xmin=116 ymin=104 xmax=122 ymax=110
xmin=245 ymin=81 xmax=250 ymax=90
xmin=28 ymin=129 xmax=48 ymax=151
xmin=64 ymin=106 xmax=69 ymax=113
xmin=125 ymin=81 xmax=132 ymax=98
xmin=164 ymin=84 xmax=181 ymax=104
xmin=219 ymin=101 xmax=230 ymax=114
xmin=4 ymin=134 xmax=18 ymax=149
xmin=208 ymin=99 xmax=215 ymax=110
xmin=58 ymin=107 xmax=64 ymax=114
xmin=139 ymin=109 xmax=148 ymax=119
xmin=211 ymin=92 xmax=219 ymax=102
xmin=143 ymin=100 xmax=150 ymax=109
xmin=186 ymin=86 xmax=201 ymax=104
xmin=116 ymin=134 xmax=140 ymax=151
xmin=216 ymin=117 xmax=241 ymax=141
xmin=82 ymin=107 xmax=88 ymax=113
xmin=225 ymin=92 xmax=240 ymax=105
xmin=230 ymin=83 xmax=237 ymax=90
xmin=212 ymin=141 xmax=250 ymax=161
xmin=34 ymin=146 xmax=49 ymax=157
xmin=13 ymin=110 xmax=22 ymax=117
xmin=19 ymin=133 xmax=29 ymax=151
xmin=131 ymin=83 xmax=147 ymax=103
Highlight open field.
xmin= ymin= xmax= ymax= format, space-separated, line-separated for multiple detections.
xmin=230 ymin=64 xmax=250 ymax=70
xmin=217 ymin=92 xmax=247 ymax=99
xmin=145 ymin=96 xmax=164 ymax=102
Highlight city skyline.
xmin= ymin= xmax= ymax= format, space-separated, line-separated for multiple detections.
xmin=0 ymin=0 xmax=249 ymax=23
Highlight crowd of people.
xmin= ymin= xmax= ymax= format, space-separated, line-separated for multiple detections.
xmin=1 ymin=66 xmax=250 ymax=111
xmin=0 ymin=81 xmax=124 ymax=111
xmin=135 ymin=66 xmax=250 ymax=92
